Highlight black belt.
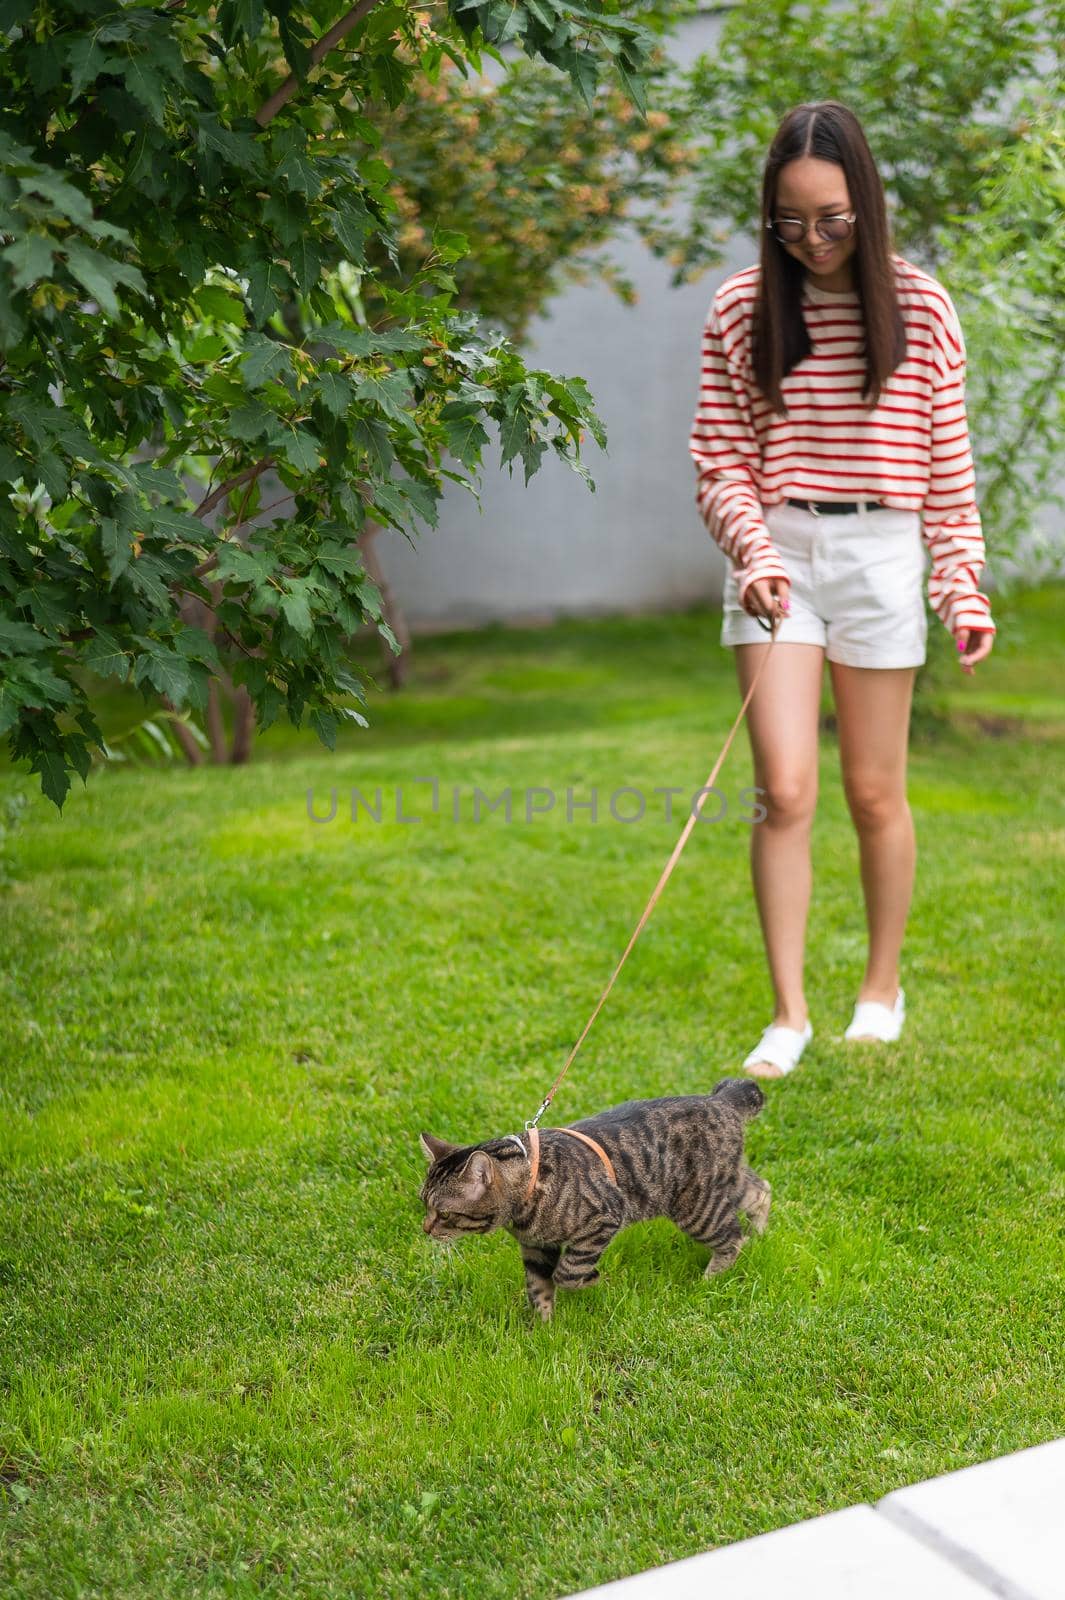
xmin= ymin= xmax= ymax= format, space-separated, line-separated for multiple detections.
xmin=785 ymin=497 xmax=881 ymax=515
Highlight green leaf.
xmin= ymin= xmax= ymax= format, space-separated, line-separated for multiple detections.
xmin=33 ymin=745 xmax=70 ymax=810
xmin=0 ymin=0 xmax=34 ymax=28
xmin=244 ymin=258 xmax=289 ymax=324
xmin=398 ymin=476 xmax=440 ymax=529
xmin=430 ymin=227 xmax=470 ymax=265
xmin=279 ymin=427 xmax=322 ymax=475
xmin=255 ymin=679 xmax=286 ymax=732
xmin=498 ymin=406 xmax=528 ymax=469
xmin=241 ymin=336 xmax=292 ymax=388
xmin=65 ymin=731 xmax=93 ymax=783
xmin=196 ymin=116 xmax=263 ymax=175
xmin=314 ymin=370 xmax=353 ymax=418
xmin=36 ymin=450 xmax=69 ymax=502
xmin=126 ymin=555 xmax=171 ymax=613
xmin=82 ymin=627 xmax=130 ymax=683
xmin=1 ymin=233 xmax=56 ymax=292
xmin=561 ymin=45 xmax=599 ymax=110
xmin=520 ymin=433 xmax=548 ymax=484
xmin=150 ymin=504 xmax=213 ymax=542
xmin=354 ymin=373 xmax=419 ymax=434
xmin=123 ymin=53 xmax=167 ymax=125
xmin=63 ymin=242 xmax=146 ymax=314
xmin=0 ymin=616 xmax=49 ymax=654
xmin=16 ymin=167 xmax=93 ymax=227
xmin=279 ymin=582 xmax=313 ymax=636
xmin=524 ymin=0 xmax=555 ymax=28
xmin=218 ymin=0 xmax=265 ymax=45
xmin=227 ymin=401 xmax=275 ymax=442
xmin=352 ymin=417 xmax=394 ymax=475
xmin=309 ymin=706 xmax=337 ymax=750
xmin=276 ymin=145 xmax=322 ymax=199
xmin=215 ymin=545 xmax=276 ymax=584
xmin=370 ymin=49 xmax=410 ymax=111
xmin=482 ymin=0 xmax=527 ymax=45
xmin=314 ymin=543 xmax=364 ymax=578
xmin=616 ymin=56 xmax=647 ymax=118
xmin=12 ymin=657 xmax=71 ymax=703
xmin=173 ymin=626 xmax=220 ymax=668
xmin=67 ymin=36 xmax=113 ymax=98
xmin=185 ymin=332 xmax=229 ymax=364
xmin=0 ymin=443 xmax=25 ymax=485
xmin=17 ymin=583 xmax=68 ymax=633
xmin=367 ymin=480 xmax=414 ymax=530
xmin=0 ymin=277 xmax=25 ymax=350
xmin=194 ymin=284 xmax=247 ymax=325
xmin=337 ymin=704 xmax=368 ymax=728
xmin=331 ymin=203 xmax=372 ymax=265
xmin=100 ymin=517 xmax=131 ymax=584
xmin=443 ymin=412 xmax=489 ymax=467
xmin=143 ymin=652 xmax=192 ymax=705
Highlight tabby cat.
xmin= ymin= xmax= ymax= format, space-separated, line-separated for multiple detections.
xmin=419 ymin=1078 xmax=770 ymax=1320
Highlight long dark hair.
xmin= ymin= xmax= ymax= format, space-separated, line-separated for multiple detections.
xmin=751 ymin=101 xmax=907 ymax=415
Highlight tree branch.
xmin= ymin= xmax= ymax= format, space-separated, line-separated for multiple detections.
xmin=255 ymin=0 xmax=384 ymax=128
xmin=193 ymin=457 xmax=275 ymax=524
xmin=189 ymin=457 xmax=276 ymax=578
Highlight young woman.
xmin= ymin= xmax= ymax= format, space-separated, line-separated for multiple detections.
xmin=688 ymin=100 xmax=996 ymax=1079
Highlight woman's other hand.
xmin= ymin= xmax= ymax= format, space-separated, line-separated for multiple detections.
xmin=743 ymin=576 xmax=791 ymax=624
xmin=956 ymin=627 xmax=995 ymax=675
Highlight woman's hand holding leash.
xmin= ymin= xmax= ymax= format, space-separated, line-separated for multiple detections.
xmin=743 ymin=576 xmax=791 ymax=631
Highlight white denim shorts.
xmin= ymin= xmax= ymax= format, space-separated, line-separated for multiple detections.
xmin=721 ymin=500 xmax=928 ymax=668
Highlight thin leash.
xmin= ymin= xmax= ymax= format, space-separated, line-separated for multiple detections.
xmin=524 ymin=606 xmax=783 ymax=1134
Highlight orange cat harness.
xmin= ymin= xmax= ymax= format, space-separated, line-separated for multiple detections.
xmin=506 ymin=1127 xmax=617 ymax=1203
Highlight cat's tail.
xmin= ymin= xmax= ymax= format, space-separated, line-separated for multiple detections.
xmin=709 ymin=1077 xmax=765 ymax=1120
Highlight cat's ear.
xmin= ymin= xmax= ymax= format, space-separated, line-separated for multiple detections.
xmin=420 ymin=1132 xmax=458 ymax=1164
xmin=462 ymin=1152 xmax=495 ymax=1192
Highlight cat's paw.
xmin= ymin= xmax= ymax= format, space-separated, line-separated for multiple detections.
xmin=703 ymin=1247 xmax=742 ymax=1277
xmin=527 ymin=1287 xmax=555 ymax=1322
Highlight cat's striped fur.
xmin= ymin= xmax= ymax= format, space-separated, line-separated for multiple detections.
xmin=419 ymin=1078 xmax=770 ymax=1321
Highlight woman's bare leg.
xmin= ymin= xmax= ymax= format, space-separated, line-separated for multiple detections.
xmin=829 ymin=662 xmax=918 ymax=1031
xmin=734 ymin=641 xmax=825 ymax=1070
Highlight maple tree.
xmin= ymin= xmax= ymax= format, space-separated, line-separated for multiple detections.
xmin=0 ymin=0 xmax=657 ymax=806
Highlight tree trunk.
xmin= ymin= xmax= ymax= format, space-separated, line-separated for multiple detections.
xmin=176 ymin=584 xmax=258 ymax=765
xmin=160 ymin=697 xmax=206 ymax=765
xmin=230 ymin=685 xmax=255 ymax=764
xmin=206 ymin=677 xmax=228 ymax=764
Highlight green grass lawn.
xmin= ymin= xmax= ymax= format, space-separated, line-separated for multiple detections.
xmin=2 ymin=584 xmax=1063 ymax=1599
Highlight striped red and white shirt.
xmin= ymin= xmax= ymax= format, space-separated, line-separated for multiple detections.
xmin=689 ymin=252 xmax=996 ymax=636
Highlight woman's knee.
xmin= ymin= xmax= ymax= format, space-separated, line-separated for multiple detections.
xmin=844 ymin=779 xmax=908 ymax=832
xmin=757 ymin=771 xmax=817 ymax=824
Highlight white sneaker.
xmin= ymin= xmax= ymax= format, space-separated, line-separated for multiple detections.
xmin=741 ymin=1019 xmax=813 ymax=1079
xmin=843 ymin=987 xmax=906 ymax=1043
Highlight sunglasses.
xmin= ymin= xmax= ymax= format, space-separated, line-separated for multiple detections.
xmin=767 ymin=212 xmax=856 ymax=245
